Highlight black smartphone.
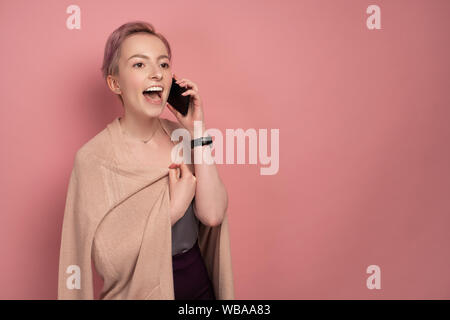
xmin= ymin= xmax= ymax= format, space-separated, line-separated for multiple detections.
xmin=167 ymin=77 xmax=190 ymax=116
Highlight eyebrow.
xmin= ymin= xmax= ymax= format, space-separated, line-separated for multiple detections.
xmin=127 ymin=54 xmax=169 ymax=61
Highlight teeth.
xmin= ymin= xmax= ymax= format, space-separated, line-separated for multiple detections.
xmin=144 ymin=86 xmax=163 ymax=93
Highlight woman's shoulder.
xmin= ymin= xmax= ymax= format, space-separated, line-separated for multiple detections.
xmin=74 ymin=125 xmax=114 ymax=170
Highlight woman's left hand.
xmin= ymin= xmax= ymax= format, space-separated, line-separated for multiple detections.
xmin=166 ymin=74 xmax=206 ymax=138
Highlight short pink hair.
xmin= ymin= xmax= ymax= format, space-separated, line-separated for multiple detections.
xmin=100 ymin=21 xmax=172 ymax=105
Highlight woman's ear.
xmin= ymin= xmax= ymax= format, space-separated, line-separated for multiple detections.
xmin=107 ymin=75 xmax=121 ymax=94
xmin=113 ymin=80 xmax=121 ymax=94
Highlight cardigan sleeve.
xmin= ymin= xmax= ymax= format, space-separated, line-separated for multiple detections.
xmin=57 ymin=152 xmax=97 ymax=299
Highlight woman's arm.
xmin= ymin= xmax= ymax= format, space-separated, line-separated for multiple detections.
xmin=165 ymin=75 xmax=228 ymax=227
xmin=192 ymin=143 xmax=228 ymax=227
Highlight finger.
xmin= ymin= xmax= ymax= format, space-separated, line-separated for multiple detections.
xmin=182 ymin=91 xmax=201 ymax=106
xmin=179 ymin=83 xmax=198 ymax=96
xmin=170 ymin=162 xmax=182 ymax=178
xmin=176 ymin=80 xmax=189 ymax=89
xmin=177 ymin=78 xmax=197 ymax=89
xmin=169 ymin=163 xmax=180 ymax=169
xmin=176 ymin=79 xmax=198 ymax=92
xmin=181 ymin=89 xmax=198 ymax=96
xmin=175 ymin=78 xmax=186 ymax=85
xmin=168 ymin=167 xmax=178 ymax=184
xmin=178 ymin=162 xmax=192 ymax=178
xmin=176 ymin=79 xmax=188 ymax=85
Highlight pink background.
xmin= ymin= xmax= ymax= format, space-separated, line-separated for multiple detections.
xmin=1 ymin=0 xmax=449 ymax=299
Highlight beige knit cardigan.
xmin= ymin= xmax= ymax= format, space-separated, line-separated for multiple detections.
xmin=57 ymin=116 xmax=235 ymax=300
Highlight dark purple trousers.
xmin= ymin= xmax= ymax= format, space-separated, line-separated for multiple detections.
xmin=172 ymin=240 xmax=216 ymax=300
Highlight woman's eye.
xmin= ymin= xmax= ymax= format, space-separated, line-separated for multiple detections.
xmin=133 ymin=62 xmax=169 ymax=69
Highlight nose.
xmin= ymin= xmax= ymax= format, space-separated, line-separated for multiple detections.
xmin=148 ymin=62 xmax=163 ymax=80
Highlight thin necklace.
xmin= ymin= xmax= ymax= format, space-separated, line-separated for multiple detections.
xmin=120 ymin=117 xmax=161 ymax=144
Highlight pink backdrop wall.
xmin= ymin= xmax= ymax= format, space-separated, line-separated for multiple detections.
xmin=1 ymin=0 xmax=449 ymax=299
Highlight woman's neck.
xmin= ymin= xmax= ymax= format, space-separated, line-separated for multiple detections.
xmin=119 ymin=112 xmax=161 ymax=143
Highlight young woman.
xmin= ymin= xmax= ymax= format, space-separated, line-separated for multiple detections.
xmin=57 ymin=21 xmax=235 ymax=300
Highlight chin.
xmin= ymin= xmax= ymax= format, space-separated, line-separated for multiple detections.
xmin=141 ymin=104 xmax=165 ymax=118
xmin=141 ymin=107 xmax=163 ymax=118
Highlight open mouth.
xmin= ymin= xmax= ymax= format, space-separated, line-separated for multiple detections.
xmin=142 ymin=87 xmax=163 ymax=104
xmin=142 ymin=90 xmax=162 ymax=99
